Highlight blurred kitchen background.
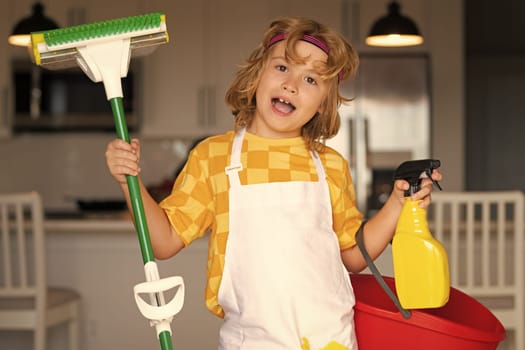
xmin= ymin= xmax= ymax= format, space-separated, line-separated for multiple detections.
xmin=2 ymin=0 xmax=521 ymax=216
xmin=0 ymin=0 xmax=523 ymax=349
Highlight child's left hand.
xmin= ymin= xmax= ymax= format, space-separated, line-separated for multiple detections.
xmin=393 ymin=169 xmax=443 ymax=209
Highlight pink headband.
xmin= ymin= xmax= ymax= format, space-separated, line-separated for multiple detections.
xmin=266 ymin=33 xmax=344 ymax=82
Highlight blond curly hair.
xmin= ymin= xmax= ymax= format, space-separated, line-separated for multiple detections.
xmin=225 ymin=17 xmax=359 ymax=151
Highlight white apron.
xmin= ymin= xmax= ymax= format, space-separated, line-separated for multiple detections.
xmin=217 ymin=128 xmax=357 ymax=350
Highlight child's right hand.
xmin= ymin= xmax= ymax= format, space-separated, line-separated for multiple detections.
xmin=105 ymin=138 xmax=141 ymax=184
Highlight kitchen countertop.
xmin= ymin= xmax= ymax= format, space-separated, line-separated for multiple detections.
xmin=44 ymin=210 xmax=135 ymax=233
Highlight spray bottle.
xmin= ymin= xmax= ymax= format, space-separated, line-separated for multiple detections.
xmin=392 ymin=159 xmax=450 ymax=309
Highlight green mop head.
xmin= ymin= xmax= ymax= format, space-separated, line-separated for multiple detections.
xmin=30 ymin=13 xmax=168 ymax=99
xmin=31 ymin=12 xmax=168 ymax=69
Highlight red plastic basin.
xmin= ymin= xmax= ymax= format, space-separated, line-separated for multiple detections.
xmin=350 ymin=274 xmax=506 ymax=350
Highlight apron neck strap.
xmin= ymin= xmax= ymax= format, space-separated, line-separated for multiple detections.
xmin=225 ymin=128 xmax=246 ymax=188
xmin=310 ymin=150 xmax=326 ymax=182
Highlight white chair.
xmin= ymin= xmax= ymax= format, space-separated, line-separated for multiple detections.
xmin=429 ymin=191 xmax=524 ymax=350
xmin=0 ymin=192 xmax=80 ymax=350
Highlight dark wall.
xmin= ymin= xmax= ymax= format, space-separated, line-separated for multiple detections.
xmin=465 ymin=0 xmax=525 ymax=190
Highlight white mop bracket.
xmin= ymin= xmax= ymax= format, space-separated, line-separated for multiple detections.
xmin=76 ymin=38 xmax=132 ymax=100
xmin=134 ymin=261 xmax=185 ymax=338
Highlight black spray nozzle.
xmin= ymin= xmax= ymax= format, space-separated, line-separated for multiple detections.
xmin=394 ymin=159 xmax=442 ymax=196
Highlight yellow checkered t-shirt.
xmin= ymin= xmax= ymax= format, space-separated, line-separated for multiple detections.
xmin=160 ymin=130 xmax=363 ymax=317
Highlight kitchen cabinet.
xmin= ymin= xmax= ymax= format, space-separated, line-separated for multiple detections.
xmin=139 ymin=0 xmax=209 ymax=138
xmin=140 ymin=0 xmax=269 ymax=138
xmin=204 ymin=0 xmax=275 ymax=135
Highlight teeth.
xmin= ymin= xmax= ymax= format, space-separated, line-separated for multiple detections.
xmin=272 ymin=97 xmax=295 ymax=111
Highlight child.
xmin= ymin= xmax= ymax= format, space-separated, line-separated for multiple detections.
xmin=105 ymin=17 xmax=442 ymax=350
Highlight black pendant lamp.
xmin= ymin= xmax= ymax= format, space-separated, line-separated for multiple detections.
xmin=366 ymin=1 xmax=423 ymax=47
xmin=8 ymin=2 xmax=59 ymax=47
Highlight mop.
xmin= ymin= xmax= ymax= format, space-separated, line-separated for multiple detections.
xmin=30 ymin=13 xmax=184 ymax=350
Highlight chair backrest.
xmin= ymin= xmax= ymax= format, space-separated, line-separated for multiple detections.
xmin=0 ymin=192 xmax=46 ymax=302
xmin=429 ymin=191 xmax=524 ymax=295
xmin=428 ymin=190 xmax=524 ymax=337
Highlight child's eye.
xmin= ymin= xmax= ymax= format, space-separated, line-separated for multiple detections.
xmin=276 ymin=64 xmax=288 ymax=72
xmin=305 ymin=76 xmax=317 ymax=85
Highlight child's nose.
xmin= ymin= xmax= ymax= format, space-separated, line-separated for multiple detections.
xmin=281 ymin=78 xmax=298 ymax=94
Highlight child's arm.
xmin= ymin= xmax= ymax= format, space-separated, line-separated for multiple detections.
xmin=341 ymin=169 xmax=442 ymax=273
xmin=105 ymin=138 xmax=185 ymax=259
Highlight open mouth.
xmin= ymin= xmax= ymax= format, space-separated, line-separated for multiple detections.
xmin=272 ymin=97 xmax=296 ymax=114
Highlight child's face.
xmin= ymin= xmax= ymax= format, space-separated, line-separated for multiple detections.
xmin=249 ymin=40 xmax=330 ymax=138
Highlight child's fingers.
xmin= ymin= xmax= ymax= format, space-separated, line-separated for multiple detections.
xmin=413 ymin=180 xmax=437 ymax=206
xmin=111 ymin=158 xmax=140 ymax=176
xmin=130 ymin=138 xmax=141 ymax=157
xmin=431 ymin=169 xmax=443 ymax=182
xmin=105 ymin=139 xmax=141 ymax=180
xmin=394 ymin=179 xmax=409 ymax=192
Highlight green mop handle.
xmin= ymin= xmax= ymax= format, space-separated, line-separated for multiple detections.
xmin=110 ymin=97 xmax=174 ymax=350
xmin=110 ymin=97 xmax=155 ymax=264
